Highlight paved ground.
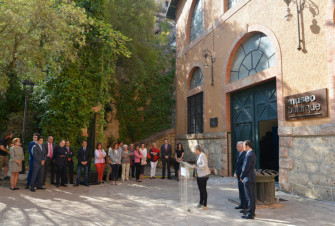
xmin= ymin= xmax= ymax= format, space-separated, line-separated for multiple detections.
xmin=0 ymin=170 xmax=334 ymax=226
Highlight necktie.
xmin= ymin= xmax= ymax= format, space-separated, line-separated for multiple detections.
xmin=83 ymin=148 xmax=86 ymax=161
xmin=165 ymin=145 xmax=167 ymax=152
xmin=49 ymin=143 xmax=53 ymax=158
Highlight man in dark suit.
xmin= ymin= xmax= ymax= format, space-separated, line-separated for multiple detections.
xmin=42 ymin=136 xmax=56 ymax=185
xmin=65 ymin=140 xmax=74 ymax=184
xmin=160 ymin=138 xmax=172 ymax=179
xmin=74 ymin=140 xmax=91 ymax=186
xmin=240 ymin=140 xmax=256 ymax=219
xmin=26 ymin=133 xmax=39 ymax=189
xmin=234 ymin=141 xmax=247 ymax=211
xmin=31 ymin=136 xmax=47 ymax=192
xmin=54 ymin=140 xmax=68 ymax=187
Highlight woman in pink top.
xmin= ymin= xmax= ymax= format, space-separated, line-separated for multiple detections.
xmin=95 ymin=143 xmax=106 ymax=183
xmin=134 ymin=144 xmax=144 ymax=182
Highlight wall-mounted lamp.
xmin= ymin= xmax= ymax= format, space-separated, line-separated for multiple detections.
xmin=203 ymin=49 xmax=215 ymax=86
xmin=283 ymin=0 xmax=304 ymax=51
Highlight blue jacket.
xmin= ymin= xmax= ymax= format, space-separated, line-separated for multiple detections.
xmin=235 ymin=151 xmax=246 ymax=179
xmin=240 ymin=150 xmax=256 ymax=183
xmin=28 ymin=141 xmax=36 ymax=161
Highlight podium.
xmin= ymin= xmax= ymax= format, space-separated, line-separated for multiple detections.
xmin=179 ymin=161 xmax=195 ymax=212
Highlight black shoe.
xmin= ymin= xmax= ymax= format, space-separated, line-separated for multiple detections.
xmin=61 ymin=184 xmax=67 ymax=187
xmin=83 ymin=183 xmax=89 ymax=186
xmin=37 ymin=187 xmax=46 ymax=190
xmin=25 ymin=185 xmax=30 ymax=189
xmin=239 ymin=209 xmax=248 ymax=214
xmin=55 ymin=184 xmax=60 ymax=187
xmin=74 ymin=183 xmax=79 ymax=187
xmin=4 ymin=176 xmax=10 ymax=180
xmin=168 ymin=177 xmax=172 ymax=180
xmin=241 ymin=215 xmax=254 ymax=219
xmin=70 ymin=182 xmax=74 ymax=184
xmin=14 ymin=187 xmax=19 ymax=190
xmin=51 ymin=182 xmax=55 ymax=185
xmin=10 ymin=187 xmax=15 ymax=190
xmin=30 ymin=187 xmax=36 ymax=192
xmin=161 ymin=177 xmax=165 ymax=179
xmin=235 ymin=205 xmax=243 ymax=209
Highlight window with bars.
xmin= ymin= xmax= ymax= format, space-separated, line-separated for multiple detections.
xmin=190 ymin=0 xmax=203 ymax=42
xmin=190 ymin=68 xmax=204 ymax=89
xmin=188 ymin=92 xmax=203 ymax=134
xmin=230 ymin=33 xmax=276 ymax=82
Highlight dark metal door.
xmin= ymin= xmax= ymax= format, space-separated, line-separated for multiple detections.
xmin=231 ymin=80 xmax=277 ymax=173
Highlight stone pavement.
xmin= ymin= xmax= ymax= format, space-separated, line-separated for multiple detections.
xmin=0 ymin=173 xmax=334 ymax=226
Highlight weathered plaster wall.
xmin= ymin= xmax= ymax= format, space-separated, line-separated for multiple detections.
xmin=174 ymin=0 xmax=334 ymax=200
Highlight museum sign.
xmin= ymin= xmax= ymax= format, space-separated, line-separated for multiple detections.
xmin=285 ymin=88 xmax=328 ymax=120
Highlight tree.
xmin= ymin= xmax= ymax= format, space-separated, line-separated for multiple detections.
xmin=0 ymin=0 xmax=89 ymax=94
xmin=34 ymin=0 xmax=130 ymax=147
xmin=105 ymin=0 xmax=176 ymax=142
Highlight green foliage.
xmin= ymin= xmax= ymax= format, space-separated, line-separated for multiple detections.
xmin=32 ymin=0 xmax=131 ymax=148
xmin=105 ymin=0 xmax=176 ymax=143
xmin=0 ymin=0 xmax=90 ymax=94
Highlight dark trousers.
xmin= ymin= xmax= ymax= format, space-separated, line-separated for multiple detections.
xmin=31 ymin=163 xmax=44 ymax=187
xmin=135 ymin=163 xmax=141 ymax=180
xmin=174 ymin=162 xmax=180 ymax=178
xmin=111 ymin=164 xmax=120 ymax=181
xmin=197 ymin=176 xmax=209 ymax=207
xmin=238 ymin=179 xmax=248 ymax=208
xmin=161 ymin=157 xmax=171 ymax=178
xmin=131 ymin=160 xmax=135 ymax=177
xmin=44 ymin=157 xmax=55 ymax=184
xmin=56 ymin=160 xmax=67 ymax=185
xmin=244 ymin=181 xmax=256 ymax=216
xmin=67 ymin=162 xmax=74 ymax=184
xmin=76 ymin=165 xmax=89 ymax=185
xmin=27 ymin=158 xmax=34 ymax=186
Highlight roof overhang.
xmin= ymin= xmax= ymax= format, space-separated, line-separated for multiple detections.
xmin=166 ymin=0 xmax=179 ymax=20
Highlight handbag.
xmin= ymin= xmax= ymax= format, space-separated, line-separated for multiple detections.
xmin=141 ymin=158 xmax=147 ymax=165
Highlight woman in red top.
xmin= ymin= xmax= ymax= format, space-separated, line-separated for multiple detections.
xmin=149 ymin=143 xmax=160 ymax=179
xmin=134 ymin=144 xmax=144 ymax=182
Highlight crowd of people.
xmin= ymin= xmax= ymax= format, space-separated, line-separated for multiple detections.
xmin=0 ymin=130 xmax=256 ymax=219
xmin=0 ymin=132 xmax=187 ymax=191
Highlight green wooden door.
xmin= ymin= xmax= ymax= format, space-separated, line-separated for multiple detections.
xmin=231 ymin=80 xmax=277 ymax=173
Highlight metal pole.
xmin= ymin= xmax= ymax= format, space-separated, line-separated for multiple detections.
xmin=211 ymin=57 xmax=214 ymax=86
xmin=296 ymin=0 xmax=302 ymax=51
xmin=20 ymin=86 xmax=29 ymax=174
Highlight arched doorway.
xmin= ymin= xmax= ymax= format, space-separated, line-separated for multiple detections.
xmin=228 ymin=32 xmax=279 ymax=172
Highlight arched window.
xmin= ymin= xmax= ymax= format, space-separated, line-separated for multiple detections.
xmin=190 ymin=67 xmax=204 ymax=89
xmin=230 ymin=33 xmax=276 ymax=82
xmin=190 ymin=0 xmax=203 ymax=42
xmin=188 ymin=67 xmax=203 ymax=134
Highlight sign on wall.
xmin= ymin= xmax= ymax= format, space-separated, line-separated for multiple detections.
xmin=285 ymin=88 xmax=328 ymax=121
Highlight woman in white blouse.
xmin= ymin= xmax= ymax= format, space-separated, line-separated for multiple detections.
xmin=194 ymin=145 xmax=210 ymax=210
xmin=139 ymin=143 xmax=147 ymax=180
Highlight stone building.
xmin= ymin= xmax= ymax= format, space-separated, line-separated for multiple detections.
xmin=167 ymin=0 xmax=335 ymax=201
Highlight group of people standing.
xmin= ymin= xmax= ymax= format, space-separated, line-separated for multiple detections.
xmin=95 ymin=139 xmax=184 ymax=184
xmin=233 ymin=140 xmax=257 ymax=220
xmin=1 ymin=131 xmax=256 ymax=219
xmin=3 ymin=133 xmax=183 ymax=191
